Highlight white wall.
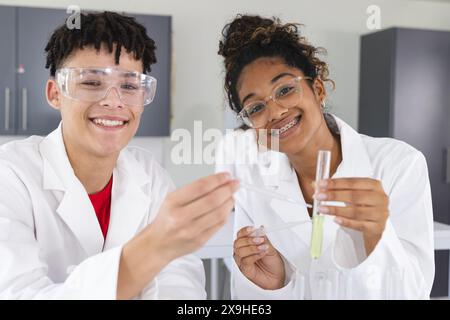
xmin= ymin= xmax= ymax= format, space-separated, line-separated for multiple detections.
xmin=1 ymin=0 xmax=449 ymax=186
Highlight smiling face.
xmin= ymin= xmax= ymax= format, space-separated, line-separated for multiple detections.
xmin=46 ymin=45 xmax=144 ymax=159
xmin=237 ymin=56 xmax=327 ymax=155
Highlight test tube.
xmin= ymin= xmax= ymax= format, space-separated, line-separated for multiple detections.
xmin=310 ymin=150 xmax=331 ymax=259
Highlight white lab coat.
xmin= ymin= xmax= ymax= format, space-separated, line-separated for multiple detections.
xmin=0 ymin=123 xmax=206 ymax=300
xmin=216 ymin=114 xmax=434 ymax=299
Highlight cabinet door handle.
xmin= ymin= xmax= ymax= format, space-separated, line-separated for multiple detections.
xmin=4 ymin=87 xmax=10 ymax=130
xmin=22 ymin=88 xmax=27 ymax=131
xmin=447 ymin=148 xmax=450 ymax=184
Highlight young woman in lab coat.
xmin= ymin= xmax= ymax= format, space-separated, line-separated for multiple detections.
xmin=216 ymin=15 xmax=434 ymax=299
xmin=0 ymin=11 xmax=238 ymax=300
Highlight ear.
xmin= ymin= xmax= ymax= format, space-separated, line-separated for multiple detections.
xmin=46 ymin=79 xmax=61 ymax=110
xmin=312 ymin=78 xmax=326 ymax=105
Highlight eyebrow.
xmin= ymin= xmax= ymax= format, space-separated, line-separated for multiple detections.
xmin=122 ymin=71 xmax=140 ymax=78
xmin=241 ymin=72 xmax=297 ymax=106
xmin=83 ymin=69 xmax=107 ymax=75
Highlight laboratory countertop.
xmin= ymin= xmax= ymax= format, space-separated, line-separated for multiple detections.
xmin=433 ymin=221 xmax=450 ymax=250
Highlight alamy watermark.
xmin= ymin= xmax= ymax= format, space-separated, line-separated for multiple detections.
xmin=366 ymin=5 xmax=381 ymax=30
xmin=170 ymin=121 xmax=280 ymax=173
xmin=66 ymin=5 xmax=81 ymax=30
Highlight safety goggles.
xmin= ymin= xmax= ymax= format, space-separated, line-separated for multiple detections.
xmin=55 ymin=67 xmax=157 ymax=107
xmin=237 ymin=76 xmax=311 ymax=128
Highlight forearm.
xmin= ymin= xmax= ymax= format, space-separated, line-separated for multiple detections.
xmin=117 ymin=231 xmax=169 ymax=300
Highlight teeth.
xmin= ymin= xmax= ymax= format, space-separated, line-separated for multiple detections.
xmin=271 ymin=117 xmax=301 ymax=136
xmin=279 ymin=117 xmax=299 ymax=134
xmin=92 ymin=118 xmax=125 ymax=127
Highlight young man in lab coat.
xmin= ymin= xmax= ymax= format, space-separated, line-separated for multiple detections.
xmin=0 ymin=11 xmax=238 ymax=299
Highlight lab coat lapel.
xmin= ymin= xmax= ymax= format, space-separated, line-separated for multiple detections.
xmin=260 ymin=151 xmax=312 ymax=247
xmin=39 ymin=123 xmax=104 ymax=256
xmin=331 ymin=115 xmax=374 ymax=179
xmin=56 ymin=183 xmax=104 ymax=255
xmin=104 ymin=151 xmax=152 ymax=250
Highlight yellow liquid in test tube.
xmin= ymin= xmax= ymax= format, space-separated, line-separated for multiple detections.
xmin=310 ymin=214 xmax=325 ymax=259
xmin=310 ymin=150 xmax=331 ymax=259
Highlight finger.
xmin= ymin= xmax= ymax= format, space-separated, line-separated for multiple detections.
xmin=317 ymin=178 xmax=383 ymax=191
xmin=233 ymin=253 xmax=242 ymax=267
xmin=190 ymin=197 xmax=235 ymax=235
xmin=318 ymin=205 xmax=388 ymax=222
xmin=173 ymin=172 xmax=235 ymax=205
xmin=240 ymin=251 xmax=267 ymax=267
xmin=334 ymin=216 xmax=381 ymax=234
xmin=235 ymin=244 xmax=269 ymax=259
xmin=237 ymin=226 xmax=257 ymax=239
xmin=234 ymin=252 xmax=264 ymax=269
xmin=182 ymin=180 xmax=239 ymax=219
xmin=234 ymin=236 xmax=266 ymax=250
xmin=195 ymin=208 xmax=234 ymax=247
xmin=314 ymin=190 xmax=388 ymax=206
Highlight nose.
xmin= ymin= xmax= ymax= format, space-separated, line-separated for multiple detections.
xmin=99 ymin=86 xmax=124 ymax=109
xmin=267 ymin=99 xmax=289 ymax=123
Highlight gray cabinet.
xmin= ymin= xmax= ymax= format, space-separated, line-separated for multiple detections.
xmin=0 ymin=6 xmax=66 ymax=135
xmin=359 ymin=27 xmax=450 ymax=297
xmin=0 ymin=6 xmax=16 ymax=135
xmin=16 ymin=7 xmax=65 ymax=135
xmin=0 ymin=5 xmax=171 ymax=136
xmin=134 ymin=14 xmax=171 ymax=136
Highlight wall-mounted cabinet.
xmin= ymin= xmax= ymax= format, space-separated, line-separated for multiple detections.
xmin=0 ymin=5 xmax=171 ymax=136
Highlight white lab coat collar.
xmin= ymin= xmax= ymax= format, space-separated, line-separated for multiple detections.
xmin=331 ymin=114 xmax=374 ymax=179
xmin=256 ymin=114 xmax=374 ymax=252
xmin=38 ymin=122 xmax=152 ymax=255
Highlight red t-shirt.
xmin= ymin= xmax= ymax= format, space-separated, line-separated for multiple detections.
xmin=88 ymin=176 xmax=113 ymax=239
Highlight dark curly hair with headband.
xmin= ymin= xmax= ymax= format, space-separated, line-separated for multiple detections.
xmin=45 ymin=11 xmax=157 ymax=76
xmin=218 ymin=14 xmax=334 ymax=114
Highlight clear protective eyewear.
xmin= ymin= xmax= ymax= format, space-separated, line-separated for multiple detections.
xmin=55 ymin=67 xmax=157 ymax=107
xmin=237 ymin=76 xmax=312 ymax=128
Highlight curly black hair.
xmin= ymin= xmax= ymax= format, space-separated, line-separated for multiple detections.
xmin=45 ymin=11 xmax=157 ymax=76
xmin=218 ymin=14 xmax=334 ymax=114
